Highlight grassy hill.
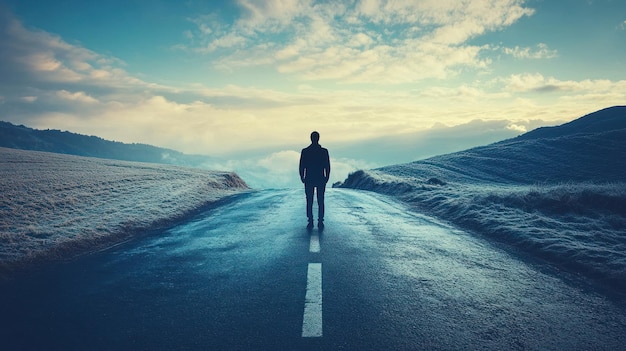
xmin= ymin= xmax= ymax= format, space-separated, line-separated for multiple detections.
xmin=338 ymin=106 xmax=626 ymax=294
xmin=0 ymin=147 xmax=248 ymax=271
xmin=374 ymin=106 xmax=626 ymax=185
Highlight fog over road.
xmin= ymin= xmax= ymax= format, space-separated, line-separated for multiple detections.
xmin=1 ymin=189 xmax=625 ymax=350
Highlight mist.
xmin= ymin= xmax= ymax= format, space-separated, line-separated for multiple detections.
xmin=205 ymin=119 xmax=548 ymax=189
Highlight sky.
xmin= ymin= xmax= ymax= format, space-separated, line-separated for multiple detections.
xmin=0 ymin=0 xmax=625 ymax=188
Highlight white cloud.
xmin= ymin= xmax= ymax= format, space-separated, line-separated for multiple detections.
xmin=503 ymin=43 xmax=557 ymax=59
xmin=27 ymin=53 xmax=63 ymax=72
xmin=236 ymin=0 xmax=310 ymax=31
xmin=56 ymin=90 xmax=99 ymax=104
xmin=348 ymin=32 xmax=374 ymax=47
xmin=2 ymin=7 xmax=625 ymax=168
xmin=0 ymin=13 xmax=164 ymax=92
xmin=506 ymin=123 xmax=527 ymax=133
xmin=356 ymin=0 xmax=379 ymax=18
xmin=203 ymin=32 xmax=247 ymax=52
xmin=20 ymin=96 xmax=38 ymax=103
xmin=275 ymin=43 xmax=300 ymax=60
xmin=187 ymin=0 xmax=535 ymax=83
xmin=501 ymin=73 xmax=624 ymax=95
xmin=504 ymin=73 xmax=548 ymax=92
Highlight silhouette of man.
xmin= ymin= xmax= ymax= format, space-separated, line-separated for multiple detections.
xmin=299 ymin=131 xmax=331 ymax=229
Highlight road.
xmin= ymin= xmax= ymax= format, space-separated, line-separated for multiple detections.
xmin=1 ymin=189 xmax=626 ymax=350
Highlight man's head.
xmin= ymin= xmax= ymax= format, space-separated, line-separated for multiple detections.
xmin=310 ymin=131 xmax=320 ymax=144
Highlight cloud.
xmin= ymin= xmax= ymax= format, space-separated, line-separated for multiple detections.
xmin=1 ymin=6 xmax=624 ymax=165
xmin=506 ymin=123 xmax=527 ymax=133
xmin=501 ymin=73 xmax=625 ymax=95
xmin=56 ymin=90 xmax=99 ymax=104
xmin=0 ymin=11 xmax=169 ymax=107
xmin=347 ymin=32 xmax=374 ymax=47
xmin=186 ymin=0 xmax=535 ymax=83
xmin=502 ymin=43 xmax=558 ymax=59
xmin=0 ymin=15 xmax=101 ymax=85
xmin=20 ymin=96 xmax=38 ymax=103
xmin=236 ymin=0 xmax=310 ymax=31
xmin=202 ymin=32 xmax=247 ymax=52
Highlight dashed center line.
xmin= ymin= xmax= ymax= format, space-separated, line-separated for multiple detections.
xmin=302 ymin=262 xmax=323 ymax=338
xmin=303 ymin=233 xmax=322 ymax=338
xmin=309 ymin=233 xmax=320 ymax=253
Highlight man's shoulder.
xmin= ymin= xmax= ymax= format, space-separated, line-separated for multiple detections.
xmin=302 ymin=144 xmax=328 ymax=154
xmin=303 ymin=144 xmax=320 ymax=150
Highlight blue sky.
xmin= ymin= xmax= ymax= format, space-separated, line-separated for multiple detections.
xmin=1 ymin=0 xmax=625 ymax=187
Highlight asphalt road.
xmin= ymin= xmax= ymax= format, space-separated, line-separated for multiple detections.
xmin=1 ymin=189 xmax=626 ymax=350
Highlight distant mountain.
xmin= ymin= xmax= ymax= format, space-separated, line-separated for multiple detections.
xmin=332 ymin=119 xmax=524 ymax=167
xmin=357 ymin=106 xmax=626 ymax=185
xmin=0 ymin=121 xmax=212 ymax=167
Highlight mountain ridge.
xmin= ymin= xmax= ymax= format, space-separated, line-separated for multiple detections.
xmin=511 ymin=106 xmax=626 ymax=141
xmin=374 ymin=106 xmax=626 ymax=185
xmin=0 ymin=121 xmax=212 ymax=167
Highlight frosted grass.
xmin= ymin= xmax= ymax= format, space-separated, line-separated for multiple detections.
xmin=0 ymin=147 xmax=249 ymax=270
xmin=341 ymin=170 xmax=626 ymax=291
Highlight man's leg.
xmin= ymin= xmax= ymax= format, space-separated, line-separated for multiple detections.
xmin=317 ymin=183 xmax=326 ymax=226
xmin=305 ymin=183 xmax=314 ymax=224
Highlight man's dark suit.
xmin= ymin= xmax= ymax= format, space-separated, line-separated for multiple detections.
xmin=299 ymin=143 xmax=331 ymax=222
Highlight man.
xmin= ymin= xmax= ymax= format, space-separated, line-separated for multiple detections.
xmin=299 ymin=131 xmax=331 ymax=229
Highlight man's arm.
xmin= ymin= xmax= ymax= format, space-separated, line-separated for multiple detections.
xmin=299 ymin=149 xmax=306 ymax=183
xmin=324 ymin=149 xmax=331 ymax=183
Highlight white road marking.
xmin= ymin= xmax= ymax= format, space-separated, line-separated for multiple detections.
xmin=309 ymin=234 xmax=320 ymax=253
xmin=302 ymin=263 xmax=323 ymax=338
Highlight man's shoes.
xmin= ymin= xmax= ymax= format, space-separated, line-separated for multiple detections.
xmin=307 ymin=220 xmax=314 ymax=230
xmin=318 ymin=220 xmax=324 ymax=230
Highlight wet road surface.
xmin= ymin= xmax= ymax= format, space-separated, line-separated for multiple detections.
xmin=1 ymin=189 xmax=626 ymax=350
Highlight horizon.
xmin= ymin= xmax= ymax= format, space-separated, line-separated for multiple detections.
xmin=1 ymin=0 xmax=625 ymax=187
